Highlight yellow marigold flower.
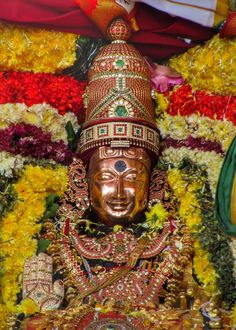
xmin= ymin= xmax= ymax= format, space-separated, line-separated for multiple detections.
xmin=169 ymin=34 xmax=236 ymax=95
xmin=0 ymin=23 xmax=77 ymax=73
xmin=0 ymin=304 xmax=8 ymax=330
xmin=163 ymin=147 xmax=223 ymax=197
xmin=0 ymin=164 xmax=68 ymax=324
xmin=20 ymin=298 xmax=39 ymax=315
xmin=231 ymin=304 xmax=236 ymax=328
xmin=145 ymin=203 xmax=169 ymax=231
xmin=193 ymin=242 xmax=218 ymax=295
xmin=154 ymin=92 xmax=169 ymax=114
xmin=167 ymin=169 xmax=218 ymax=296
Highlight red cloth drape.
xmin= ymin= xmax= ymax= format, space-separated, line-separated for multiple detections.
xmin=131 ymin=4 xmax=216 ymax=59
xmin=0 ymin=0 xmax=216 ymax=60
xmin=0 ymin=0 xmax=101 ymax=37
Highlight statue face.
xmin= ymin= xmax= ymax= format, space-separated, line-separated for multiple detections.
xmin=88 ymin=147 xmax=151 ymax=226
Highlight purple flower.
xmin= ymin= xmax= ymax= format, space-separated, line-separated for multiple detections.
xmin=0 ymin=123 xmax=74 ymax=165
xmin=160 ymin=136 xmax=224 ymax=154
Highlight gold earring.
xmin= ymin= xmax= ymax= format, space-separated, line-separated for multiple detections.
xmin=57 ymin=159 xmax=90 ymax=222
xmin=148 ymin=168 xmax=174 ymax=212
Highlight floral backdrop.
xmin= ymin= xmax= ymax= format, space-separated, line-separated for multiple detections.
xmin=0 ymin=20 xmax=235 ymax=329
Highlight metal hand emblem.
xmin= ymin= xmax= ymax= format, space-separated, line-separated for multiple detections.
xmin=23 ymin=253 xmax=64 ymax=311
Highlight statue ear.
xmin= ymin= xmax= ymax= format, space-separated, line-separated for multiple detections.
xmin=57 ymin=158 xmax=90 ymax=221
xmin=148 ymin=168 xmax=174 ymax=212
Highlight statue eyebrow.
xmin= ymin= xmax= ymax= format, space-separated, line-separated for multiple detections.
xmin=95 ymin=168 xmax=138 ymax=177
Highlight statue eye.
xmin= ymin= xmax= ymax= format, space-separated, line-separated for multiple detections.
xmin=96 ymin=173 xmax=115 ymax=181
xmin=124 ymin=173 xmax=137 ymax=181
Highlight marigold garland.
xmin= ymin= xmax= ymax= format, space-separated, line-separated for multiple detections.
xmin=0 ymin=103 xmax=78 ymax=144
xmin=161 ymin=147 xmax=223 ymax=196
xmin=0 ymin=71 xmax=86 ymax=120
xmin=196 ymin=173 xmax=236 ymax=309
xmin=157 ymin=113 xmax=236 ymax=152
xmin=167 ymin=163 xmax=236 ymax=309
xmin=0 ymin=164 xmax=68 ymax=328
xmin=169 ymin=35 xmax=236 ymax=95
xmin=232 ymin=305 xmax=236 ymax=328
xmin=167 ymin=168 xmax=218 ymax=295
xmin=155 ymin=85 xmax=236 ymax=124
xmin=0 ymin=23 xmax=77 ymax=73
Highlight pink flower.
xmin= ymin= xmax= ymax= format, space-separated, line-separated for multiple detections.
xmin=144 ymin=57 xmax=184 ymax=92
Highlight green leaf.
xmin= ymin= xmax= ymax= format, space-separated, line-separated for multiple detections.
xmin=46 ymin=194 xmax=59 ymax=207
xmin=44 ymin=203 xmax=59 ymax=219
xmin=43 ymin=194 xmax=60 ymax=219
xmin=37 ymin=239 xmax=51 ymax=254
xmin=66 ymin=121 xmax=78 ymax=152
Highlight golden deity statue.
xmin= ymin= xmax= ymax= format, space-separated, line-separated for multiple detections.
xmin=22 ymin=19 xmax=222 ymax=330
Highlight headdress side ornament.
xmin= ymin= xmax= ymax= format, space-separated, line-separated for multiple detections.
xmin=79 ymin=18 xmax=159 ymax=162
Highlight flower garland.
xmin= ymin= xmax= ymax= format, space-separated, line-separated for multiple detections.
xmin=157 ymin=113 xmax=236 ymax=152
xmin=0 ymin=164 xmax=68 ymax=328
xmin=160 ymin=147 xmax=223 ymax=196
xmin=0 ymin=23 xmax=77 ymax=73
xmin=0 ymin=175 xmax=16 ymax=223
xmin=167 ymin=163 xmax=236 ymax=309
xmin=0 ymin=152 xmax=28 ymax=177
xmin=0 ymin=152 xmax=59 ymax=178
xmin=167 ymin=167 xmax=218 ymax=295
xmin=0 ymin=124 xmax=74 ymax=165
xmin=161 ymin=136 xmax=224 ymax=154
xmin=0 ymin=72 xmax=86 ymax=120
xmin=169 ymin=35 xmax=236 ymax=95
xmin=192 ymin=168 xmax=236 ymax=309
xmin=0 ymin=103 xmax=78 ymax=144
xmin=230 ymin=240 xmax=236 ymax=278
xmin=155 ymin=85 xmax=236 ymax=124
xmin=232 ymin=305 xmax=236 ymax=328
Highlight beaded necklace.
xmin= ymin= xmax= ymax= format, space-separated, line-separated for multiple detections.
xmin=46 ymin=217 xmax=192 ymax=309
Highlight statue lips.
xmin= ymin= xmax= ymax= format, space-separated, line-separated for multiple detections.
xmin=106 ymin=200 xmax=131 ymax=213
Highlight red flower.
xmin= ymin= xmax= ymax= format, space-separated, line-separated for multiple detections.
xmin=165 ymin=84 xmax=236 ymax=125
xmin=0 ymin=71 xmax=86 ymax=123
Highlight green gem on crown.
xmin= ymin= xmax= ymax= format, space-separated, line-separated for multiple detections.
xmin=115 ymin=59 xmax=125 ymax=68
xmin=115 ymin=105 xmax=128 ymax=117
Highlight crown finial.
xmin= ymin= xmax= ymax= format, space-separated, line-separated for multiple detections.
xmin=106 ymin=18 xmax=131 ymax=42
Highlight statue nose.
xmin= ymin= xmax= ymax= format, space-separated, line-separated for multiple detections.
xmin=114 ymin=176 xmax=126 ymax=199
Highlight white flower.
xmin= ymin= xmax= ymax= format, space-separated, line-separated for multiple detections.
xmin=0 ymin=151 xmax=56 ymax=177
xmin=0 ymin=152 xmax=26 ymax=177
xmin=0 ymin=103 xmax=79 ymax=144
xmin=157 ymin=114 xmax=236 ymax=152
xmin=161 ymin=147 xmax=224 ymax=197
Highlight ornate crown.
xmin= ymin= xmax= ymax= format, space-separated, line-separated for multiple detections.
xmin=79 ymin=19 xmax=159 ymax=161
